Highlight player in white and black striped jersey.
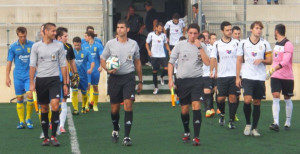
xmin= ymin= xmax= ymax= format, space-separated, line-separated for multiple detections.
xmin=210 ymin=21 xmax=240 ymax=129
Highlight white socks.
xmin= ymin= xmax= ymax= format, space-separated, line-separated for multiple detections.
xmin=284 ymin=99 xmax=293 ymax=127
xmin=272 ymin=98 xmax=280 ymax=125
xmin=60 ymin=102 xmax=68 ymax=128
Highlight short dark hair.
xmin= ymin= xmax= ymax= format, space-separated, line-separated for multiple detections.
xmin=16 ymin=27 xmax=27 ymax=34
xmin=117 ymin=19 xmax=129 ymax=28
xmin=187 ymin=23 xmax=200 ymax=33
xmin=56 ymin=27 xmax=68 ymax=39
xmin=43 ymin=22 xmax=56 ymax=33
xmin=202 ymin=30 xmax=209 ymax=34
xmin=85 ymin=31 xmax=97 ymax=39
xmin=192 ymin=3 xmax=198 ymax=9
xmin=172 ymin=13 xmax=180 ymax=20
xmin=86 ymin=26 xmax=94 ymax=32
xmin=275 ymin=24 xmax=286 ymax=36
xmin=73 ymin=36 xmax=81 ymax=43
xmin=179 ymin=36 xmax=186 ymax=41
xmin=198 ymin=34 xmax=205 ymax=40
xmin=250 ymin=21 xmax=264 ymax=29
xmin=144 ymin=1 xmax=152 ymax=7
xmin=220 ymin=21 xmax=232 ymax=31
xmin=232 ymin=26 xmax=241 ymax=32
xmin=209 ymin=33 xmax=216 ymax=39
xmin=156 ymin=22 xmax=164 ymax=28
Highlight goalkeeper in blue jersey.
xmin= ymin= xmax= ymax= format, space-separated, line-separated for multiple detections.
xmin=72 ymin=37 xmax=95 ymax=113
xmin=6 ymin=27 xmax=35 ymax=129
xmin=82 ymin=31 xmax=103 ymax=111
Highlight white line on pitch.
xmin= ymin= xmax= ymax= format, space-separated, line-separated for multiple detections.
xmin=67 ymin=106 xmax=81 ymax=154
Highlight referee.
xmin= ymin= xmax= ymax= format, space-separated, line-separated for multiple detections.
xmin=30 ymin=23 xmax=68 ymax=146
xmin=100 ymin=19 xmax=143 ymax=146
xmin=168 ymin=23 xmax=209 ymax=146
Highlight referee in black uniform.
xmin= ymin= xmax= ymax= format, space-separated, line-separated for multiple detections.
xmin=168 ymin=23 xmax=209 ymax=146
xmin=30 ymin=23 xmax=68 ymax=146
xmin=100 ymin=20 xmax=143 ymax=146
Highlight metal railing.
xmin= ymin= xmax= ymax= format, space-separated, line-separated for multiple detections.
xmin=206 ymin=21 xmax=300 ymax=63
xmin=0 ymin=23 xmax=104 ymax=65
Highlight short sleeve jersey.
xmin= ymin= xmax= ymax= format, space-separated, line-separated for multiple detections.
xmin=146 ymin=32 xmax=167 ymax=58
xmin=164 ymin=19 xmax=185 ymax=46
xmin=74 ymin=49 xmax=94 ymax=79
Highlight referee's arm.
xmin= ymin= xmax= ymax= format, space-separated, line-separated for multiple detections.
xmin=29 ymin=45 xmax=38 ymax=92
xmin=58 ymin=46 xmax=68 ymax=95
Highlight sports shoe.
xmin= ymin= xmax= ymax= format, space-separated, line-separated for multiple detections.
xmin=26 ymin=119 xmax=33 ymax=129
xmin=210 ymin=109 xmax=215 ymax=117
xmin=49 ymin=123 xmax=52 ymax=130
xmin=269 ymin=123 xmax=280 ymax=132
xmin=50 ymin=136 xmax=60 ymax=146
xmin=219 ymin=115 xmax=225 ymax=126
xmin=216 ymin=109 xmax=221 ymax=115
xmin=153 ymin=88 xmax=159 ymax=95
xmin=40 ymin=132 xmax=45 ymax=139
xmin=72 ymin=110 xmax=79 ymax=115
xmin=93 ymin=105 xmax=99 ymax=112
xmin=81 ymin=108 xmax=86 ymax=114
xmin=122 ymin=137 xmax=132 ymax=146
xmin=228 ymin=120 xmax=236 ymax=129
xmin=160 ymin=76 xmax=165 ymax=85
xmin=89 ymin=102 xmax=94 ymax=109
xmin=192 ymin=137 xmax=200 ymax=146
xmin=284 ymin=125 xmax=290 ymax=131
xmin=41 ymin=138 xmax=50 ymax=146
xmin=85 ymin=107 xmax=90 ymax=112
xmin=251 ymin=129 xmax=261 ymax=137
xmin=112 ymin=130 xmax=119 ymax=143
xmin=234 ymin=114 xmax=239 ymax=122
xmin=244 ymin=125 xmax=252 ymax=136
xmin=60 ymin=126 xmax=66 ymax=133
xmin=182 ymin=132 xmax=190 ymax=143
xmin=17 ymin=122 xmax=25 ymax=129
xmin=205 ymin=110 xmax=212 ymax=118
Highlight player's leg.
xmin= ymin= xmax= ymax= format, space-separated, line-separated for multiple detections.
xmin=270 ymin=78 xmax=281 ymax=131
xmin=151 ymin=58 xmax=159 ymax=94
xmin=91 ymin=72 xmax=100 ymax=111
xmin=14 ymin=79 xmax=26 ymax=129
xmin=282 ymin=79 xmax=294 ymax=130
xmin=204 ymin=88 xmax=212 ymax=118
xmin=160 ymin=58 xmax=168 ymax=85
xmin=242 ymin=79 xmax=254 ymax=136
xmin=227 ymin=77 xmax=239 ymax=129
xmin=180 ymin=102 xmax=191 ymax=143
xmin=80 ymin=79 xmax=89 ymax=114
xmin=71 ymin=88 xmax=79 ymax=115
xmin=216 ymin=77 xmax=229 ymax=126
xmin=59 ymin=82 xmax=68 ymax=133
xmin=25 ymin=90 xmax=34 ymax=129
xmin=191 ymin=101 xmax=201 ymax=146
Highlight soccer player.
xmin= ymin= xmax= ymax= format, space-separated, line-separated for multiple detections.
xmin=202 ymin=30 xmax=210 ymax=45
xmin=82 ymin=31 xmax=104 ymax=112
xmin=164 ymin=13 xmax=186 ymax=50
xmin=210 ymin=21 xmax=240 ymax=129
xmin=236 ymin=21 xmax=272 ymax=136
xmin=100 ymin=19 xmax=143 ymax=146
xmin=146 ymin=22 xmax=171 ymax=94
xmin=55 ymin=27 xmax=78 ymax=132
xmin=6 ymin=27 xmax=35 ymax=129
xmin=203 ymin=33 xmax=217 ymax=118
xmin=30 ymin=23 xmax=68 ymax=146
xmin=232 ymin=26 xmax=241 ymax=41
xmin=72 ymin=37 xmax=95 ymax=114
xmin=168 ymin=23 xmax=209 ymax=146
xmin=82 ymin=26 xmax=103 ymax=46
xmin=268 ymin=24 xmax=294 ymax=131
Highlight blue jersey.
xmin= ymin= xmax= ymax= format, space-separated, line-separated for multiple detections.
xmin=81 ymin=37 xmax=103 ymax=46
xmin=74 ymin=49 xmax=94 ymax=79
xmin=82 ymin=41 xmax=103 ymax=73
xmin=7 ymin=40 xmax=34 ymax=80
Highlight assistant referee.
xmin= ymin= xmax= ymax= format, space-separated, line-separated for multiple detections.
xmin=30 ymin=23 xmax=68 ymax=146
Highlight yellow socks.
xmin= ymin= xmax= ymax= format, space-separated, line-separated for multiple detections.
xmin=92 ymin=92 xmax=99 ymax=107
xmin=25 ymin=98 xmax=34 ymax=120
xmin=16 ymin=101 xmax=25 ymax=123
xmin=72 ymin=89 xmax=79 ymax=111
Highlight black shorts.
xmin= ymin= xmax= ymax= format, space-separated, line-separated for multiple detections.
xmin=150 ymin=57 xmax=168 ymax=70
xmin=242 ymin=79 xmax=266 ymax=99
xmin=169 ymin=45 xmax=175 ymax=50
xmin=217 ymin=77 xmax=240 ymax=97
xmin=108 ymin=72 xmax=136 ymax=104
xmin=61 ymin=82 xmax=70 ymax=99
xmin=36 ymin=76 xmax=61 ymax=104
xmin=271 ymin=78 xmax=294 ymax=97
xmin=203 ymin=77 xmax=213 ymax=89
xmin=176 ymin=77 xmax=204 ymax=105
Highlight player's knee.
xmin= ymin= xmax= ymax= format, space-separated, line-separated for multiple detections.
xmin=181 ymin=105 xmax=189 ymax=114
xmin=204 ymin=89 xmax=211 ymax=94
xmin=192 ymin=102 xmax=201 ymax=110
xmin=124 ymin=100 xmax=133 ymax=111
xmin=229 ymin=95 xmax=237 ymax=103
xmin=272 ymin=92 xmax=280 ymax=98
xmin=153 ymin=70 xmax=157 ymax=73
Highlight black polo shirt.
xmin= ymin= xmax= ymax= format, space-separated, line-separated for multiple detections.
xmin=125 ymin=14 xmax=144 ymax=33
xmin=145 ymin=8 xmax=158 ymax=32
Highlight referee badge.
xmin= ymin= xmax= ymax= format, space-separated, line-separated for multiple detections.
xmin=51 ymin=54 xmax=57 ymax=61
xmin=94 ymin=47 xmax=97 ymax=52
xmin=127 ymin=55 xmax=133 ymax=60
xmin=27 ymin=48 xmax=31 ymax=53
xmin=81 ymin=53 xmax=84 ymax=58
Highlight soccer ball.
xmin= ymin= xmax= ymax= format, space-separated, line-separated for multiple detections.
xmin=106 ymin=56 xmax=120 ymax=70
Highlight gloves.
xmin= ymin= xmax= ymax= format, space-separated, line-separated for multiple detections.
xmin=266 ymin=67 xmax=275 ymax=80
xmin=71 ymin=72 xmax=80 ymax=88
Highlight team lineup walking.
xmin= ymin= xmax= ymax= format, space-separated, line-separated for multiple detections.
xmin=4 ymin=3 xmax=297 ymax=150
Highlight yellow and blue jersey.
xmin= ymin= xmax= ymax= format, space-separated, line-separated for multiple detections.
xmin=81 ymin=37 xmax=103 ymax=47
xmin=74 ymin=49 xmax=94 ymax=79
xmin=82 ymin=41 xmax=103 ymax=72
xmin=7 ymin=40 xmax=34 ymax=80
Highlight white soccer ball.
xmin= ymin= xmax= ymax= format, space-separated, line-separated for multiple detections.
xmin=106 ymin=56 xmax=120 ymax=70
